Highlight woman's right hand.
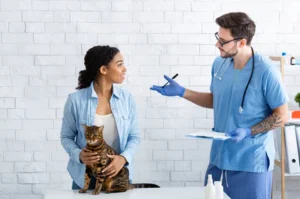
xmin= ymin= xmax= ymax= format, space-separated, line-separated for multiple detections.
xmin=79 ymin=147 xmax=100 ymax=165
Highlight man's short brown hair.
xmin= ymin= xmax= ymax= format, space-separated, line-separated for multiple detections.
xmin=216 ymin=12 xmax=256 ymax=45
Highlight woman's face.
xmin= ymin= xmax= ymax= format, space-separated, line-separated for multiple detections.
xmin=101 ymin=52 xmax=127 ymax=84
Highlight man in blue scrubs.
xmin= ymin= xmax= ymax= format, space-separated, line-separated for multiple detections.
xmin=150 ymin=12 xmax=288 ymax=199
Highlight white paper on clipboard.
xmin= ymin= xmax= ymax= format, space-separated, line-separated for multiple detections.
xmin=186 ymin=131 xmax=229 ymax=140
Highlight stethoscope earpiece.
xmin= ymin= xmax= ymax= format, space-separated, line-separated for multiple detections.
xmin=213 ymin=74 xmax=222 ymax=80
xmin=213 ymin=58 xmax=232 ymax=81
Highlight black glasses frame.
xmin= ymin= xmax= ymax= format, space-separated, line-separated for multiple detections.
xmin=215 ymin=32 xmax=243 ymax=47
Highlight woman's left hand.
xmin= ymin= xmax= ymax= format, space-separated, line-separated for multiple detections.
xmin=102 ymin=154 xmax=127 ymax=178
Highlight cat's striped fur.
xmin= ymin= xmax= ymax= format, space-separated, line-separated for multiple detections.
xmin=79 ymin=125 xmax=159 ymax=195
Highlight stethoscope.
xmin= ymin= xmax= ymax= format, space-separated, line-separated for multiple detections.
xmin=213 ymin=47 xmax=255 ymax=114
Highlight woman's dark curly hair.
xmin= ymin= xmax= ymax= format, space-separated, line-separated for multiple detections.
xmin=76 ymin=45 xmax=120 ymax=89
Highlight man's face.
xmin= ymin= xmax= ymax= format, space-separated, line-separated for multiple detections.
xmin=215 ymin=28 xmax=241 ymax=58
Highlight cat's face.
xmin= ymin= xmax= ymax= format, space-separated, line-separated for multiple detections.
xmin=84 ymin=125 xmax=104 ymax=146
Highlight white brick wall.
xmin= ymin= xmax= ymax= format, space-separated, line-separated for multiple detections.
xmin=0 ymin=0 xmax=300 ymax=198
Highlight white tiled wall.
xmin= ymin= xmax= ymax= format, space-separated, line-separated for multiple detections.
xmin=0 ymin=0 xmax=300 ymax=198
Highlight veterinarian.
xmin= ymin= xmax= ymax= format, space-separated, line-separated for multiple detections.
xmin=150 ymin=12 xmax=288 ymax=199
xmin=60 ymin=45 xmax=140 ymax=189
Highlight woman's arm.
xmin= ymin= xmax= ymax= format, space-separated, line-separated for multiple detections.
xmin=120 ymin=95 xmax=140 ymax=166
xmin=60 ymin=95 xmax=82 ymax=164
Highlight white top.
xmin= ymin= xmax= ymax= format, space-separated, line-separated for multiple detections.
xmin=94 ymin=113 xmax=120 ymax=154
xmin=44 ymin=187 xmax=230 ymax=199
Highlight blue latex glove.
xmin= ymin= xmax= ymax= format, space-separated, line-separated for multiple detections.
xmin=225 ymin=128 xmax=252 ymax=142
xmin=150 ymin=75 xmax=185 ymax=97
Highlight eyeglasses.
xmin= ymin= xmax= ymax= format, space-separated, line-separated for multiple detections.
xmin=215 ymin=32 xmax=242 ymax=47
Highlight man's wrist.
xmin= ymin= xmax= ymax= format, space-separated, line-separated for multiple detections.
xmin=247 ymin=127 xmax=252 ymax=136
xmin=179 ymin=87 xmax=186 ymax=97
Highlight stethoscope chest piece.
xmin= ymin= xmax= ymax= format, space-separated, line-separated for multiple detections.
xmin=239 ymin=106 xmax=243 ymax=114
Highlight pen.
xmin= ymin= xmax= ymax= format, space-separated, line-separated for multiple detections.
xmin=162 ymin=73 xmax=178 ymax=88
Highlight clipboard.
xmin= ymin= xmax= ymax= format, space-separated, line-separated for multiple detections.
xmin=186 ymin=131 xmax=229 ymax=140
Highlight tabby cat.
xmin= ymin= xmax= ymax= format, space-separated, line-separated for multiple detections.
xmin=79 ymin=125 xmax=159 ymax=195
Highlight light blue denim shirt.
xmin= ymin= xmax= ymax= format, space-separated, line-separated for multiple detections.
xmin=60 ymin=82 xmax=140 ymax=188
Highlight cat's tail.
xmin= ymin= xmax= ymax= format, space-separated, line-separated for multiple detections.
xmin=129 ymin=183 xmax=160 ymax=189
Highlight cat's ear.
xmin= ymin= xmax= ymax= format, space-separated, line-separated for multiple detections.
xmin=98 ymin=125 xmax=104 ymax=132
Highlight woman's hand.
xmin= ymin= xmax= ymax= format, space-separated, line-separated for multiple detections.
xmin=102 ymin=154 xmax=127 ymax=178
xmin=79 ymin=147 xmax=100 ymax=165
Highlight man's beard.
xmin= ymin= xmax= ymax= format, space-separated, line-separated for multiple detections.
xmin=219 ymin=48 xmax=238 ymax=58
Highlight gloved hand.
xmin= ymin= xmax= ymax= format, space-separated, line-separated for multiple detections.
xmin=225 ymin=128 xmax=252 ymax=142
xmin=150 ymin=75 xmax=185 ymax=97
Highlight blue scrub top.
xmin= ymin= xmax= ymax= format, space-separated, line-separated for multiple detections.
xmin=209 ymin=53 xmax=288 ymax=173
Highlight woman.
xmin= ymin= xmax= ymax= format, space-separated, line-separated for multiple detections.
xmin=60 ymin=45 xmax=140 ymax=189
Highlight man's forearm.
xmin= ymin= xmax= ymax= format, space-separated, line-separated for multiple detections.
xmin=183 ymin=89 xmax=213 ymax=109
xmin=251 ymin=113 xmax=285 ymax=135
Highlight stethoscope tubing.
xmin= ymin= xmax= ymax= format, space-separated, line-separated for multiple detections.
xmin=213 ymin=47 xmax=255 ymax=113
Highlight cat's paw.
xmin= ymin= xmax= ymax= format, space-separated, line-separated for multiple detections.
xmin=92 ymin=190 xmax=101 ymax=195
xmin=79 ymin=189 xmax=86 ymax=193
